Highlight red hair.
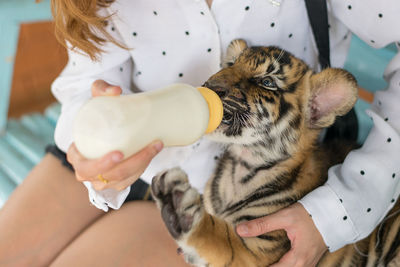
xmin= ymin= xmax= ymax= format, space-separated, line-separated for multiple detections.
xmin=51 ymin=0 xmax=125 ymax=60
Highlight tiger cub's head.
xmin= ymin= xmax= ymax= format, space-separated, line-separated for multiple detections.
xmin=205 ymin=39 xmax=358 ymax=159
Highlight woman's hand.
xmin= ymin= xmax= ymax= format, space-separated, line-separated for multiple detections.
xmin=66 ymin=80 xmax=164 ymax=191
xmin=236 ymin=203 xmax=328 ymax=267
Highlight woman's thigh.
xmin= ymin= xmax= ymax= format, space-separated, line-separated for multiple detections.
xmin=0 ymin=154 xmax=104 ymax=267
xmin=51 ymin=201 xmax=189 ymax=267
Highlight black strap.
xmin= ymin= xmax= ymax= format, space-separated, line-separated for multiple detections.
xmin=305 ymin=0 xmax=359 ymax=142
xmin=305 ymin=0 xmax=331 ymax=69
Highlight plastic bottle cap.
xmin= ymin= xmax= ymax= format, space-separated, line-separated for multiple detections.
xmin=197 ymin=87 xmax=223 ymax=133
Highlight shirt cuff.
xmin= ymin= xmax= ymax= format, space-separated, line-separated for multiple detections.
xmin=83 ymin=181 xmax=130 ymax=212
xmin=298 ymin=176 xmax=359 ymax=252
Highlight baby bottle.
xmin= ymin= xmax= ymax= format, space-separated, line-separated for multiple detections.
xmin=73 ymin=83 xmax=223 ymax=159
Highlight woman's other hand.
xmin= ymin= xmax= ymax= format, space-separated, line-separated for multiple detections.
xmin=236 ymin=203 xmax=328 ymax=267
xmin=66 ymin=79 xmax=164 ymax=191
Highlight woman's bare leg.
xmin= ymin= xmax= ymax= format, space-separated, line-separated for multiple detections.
xmin=51 ymin=201 xmax=189 ymax=267
xmin=0 ymin=154 xmax=104 ymax=267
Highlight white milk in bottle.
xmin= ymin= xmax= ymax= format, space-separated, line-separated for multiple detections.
xmin=73 ymin=83 xmax=223 ymax=159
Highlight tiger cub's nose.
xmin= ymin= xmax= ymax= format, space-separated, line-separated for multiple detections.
xmin=203 ymin=81 xmax=228 ymax=98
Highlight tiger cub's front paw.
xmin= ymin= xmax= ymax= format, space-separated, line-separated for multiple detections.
xmin=151 ymin=167 xmax=204 ymax=240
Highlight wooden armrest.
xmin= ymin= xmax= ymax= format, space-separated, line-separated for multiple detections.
xmin=358 ymin=87 xmax=374 ymax=104
xmin=8 ymin=21 xmax=68 ymax=118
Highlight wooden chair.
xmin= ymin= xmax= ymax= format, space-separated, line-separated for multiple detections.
xmin=0 ymin=0 xmax=67 ymax=206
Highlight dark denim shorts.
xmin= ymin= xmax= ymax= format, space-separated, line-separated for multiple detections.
xmin=45 ymin=145 xmax=152 ymax=202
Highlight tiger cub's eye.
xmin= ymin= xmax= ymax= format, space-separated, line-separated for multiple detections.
xmin=261 ymin=77 xmax=277 ymax=90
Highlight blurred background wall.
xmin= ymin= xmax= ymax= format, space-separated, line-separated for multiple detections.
xmin=0 ymin=0 xmax=67 ymax=123
xmin=0 ymin=0 xmax=67 ymax=205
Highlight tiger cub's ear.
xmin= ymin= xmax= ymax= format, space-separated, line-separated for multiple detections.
xmin=306 ymin=68 xmax=358 ymax=129
xmin=223 ymin=39 xmax=248 ymax=67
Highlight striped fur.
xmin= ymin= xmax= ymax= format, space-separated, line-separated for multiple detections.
xmin=151 ymin=40 xmax=400 ymax=266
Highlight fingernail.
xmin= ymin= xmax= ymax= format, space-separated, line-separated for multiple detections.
xmin=112 ymin=153 xmax=123 ymax=162
xmin=152 ymin=141 xmax=164 ymax=153
xmin=237 ymin=224 xmax=248 ymax=235
xmin=105 ymin=87 xmax=115 ymax=94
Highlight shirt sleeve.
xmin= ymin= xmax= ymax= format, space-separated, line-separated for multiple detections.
xmin=299 ymin=1 xmax=400 ymax=251
xmin=51 ymin=16 xmax=133 ymax=212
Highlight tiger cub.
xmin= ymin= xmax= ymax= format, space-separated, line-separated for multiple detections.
xmin=151 ymin=39 xmax=400 ymax=266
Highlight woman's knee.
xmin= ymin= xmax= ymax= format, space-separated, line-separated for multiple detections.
xmin=51 ymin=201 xmax=188 ymax=267
xmin=0 ymin=153 xmax=104 ymax=267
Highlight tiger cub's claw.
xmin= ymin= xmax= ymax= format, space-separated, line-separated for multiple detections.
xmin=151 ymin=167 xmax=204 ymax=240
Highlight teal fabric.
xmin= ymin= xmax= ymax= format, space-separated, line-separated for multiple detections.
xmin=0 ymin=104 xmax=59 ymax=207
xmin=344 ymin=36 xmax=396 ymax=143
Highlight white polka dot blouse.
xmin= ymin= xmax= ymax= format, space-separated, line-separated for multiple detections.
xmin=51 ymin=0 xmax=400 ymax=252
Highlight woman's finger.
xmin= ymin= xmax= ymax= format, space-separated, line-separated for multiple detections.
xmin=94 ymin=141 xmax=163 ymax=191
xmin=236 ymin=208 xmax=291 ymax=237
xmin=66 ymin=143 xmax=85 ymax=166
xmin=91 ymin=79 xmax=122 ymax=97
xmin=101 ymin=140 xmax=164 ymax=183
xmin=91 ymin=179 xmax=120 ymax=191
xmin=67 ymin=143 xmax=124 ymax=181
xmin=86 ymin=140 xmax=163 ymax=191
xmin=109 ymin=175 xmax=139 ymax=192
